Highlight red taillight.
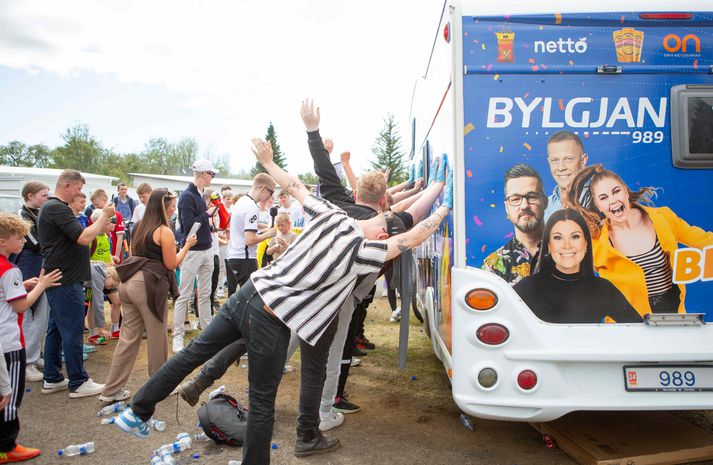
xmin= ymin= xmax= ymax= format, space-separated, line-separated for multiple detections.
xmin=639 ymin=13 xmax=693 ymax=20
xmin=476 ymin=323 xmax=509 ymax=345
xmin=517 ymin=370 xmax=538 ymax=390
xmin=443 ymin=22 xmax=450 ymax=43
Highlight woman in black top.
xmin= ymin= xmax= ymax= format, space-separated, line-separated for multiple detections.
xmin=100 ymin=189 xmax=196 ymax=402
xmin=514 ymin=209 xmax=642 ymax=324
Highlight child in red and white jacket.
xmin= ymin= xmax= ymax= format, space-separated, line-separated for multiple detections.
xmin=0 ymin=213 xmax=61 ymax=464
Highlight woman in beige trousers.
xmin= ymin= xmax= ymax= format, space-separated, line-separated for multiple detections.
xmin=100 ymin=189 xmax=197 ymax=402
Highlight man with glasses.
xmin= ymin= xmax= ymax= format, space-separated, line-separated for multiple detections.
xmin=172 ymin=159 xmax=219 ymax=353
xmin=544 ymin=131 xmax=591 ymax=220
xmin=482 ymin=163 xmax=548 ymax=285
xmin=225 ymin=173 xmax=277 ymax=297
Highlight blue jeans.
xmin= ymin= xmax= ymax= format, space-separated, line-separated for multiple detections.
xmin=132 ymin=279 xmax=291 ymax=465
xmin=44 ymin=284 xmax=89 ymax=391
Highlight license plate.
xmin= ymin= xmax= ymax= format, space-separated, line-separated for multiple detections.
xmin=624 ymin=366 xmax=713 ymax=392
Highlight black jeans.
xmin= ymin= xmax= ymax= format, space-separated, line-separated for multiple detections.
xmin=131 ymin=279 xmax=290 ymax=465
xmin=225 ymin=258 xmax=258 ymax=297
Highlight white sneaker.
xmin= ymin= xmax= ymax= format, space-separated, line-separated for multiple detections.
xmin=217 ymin=287 xmax=225 ymax=298
xmin=99 ymin=388 xmax=131 ymax=403
xmin=172 ymin=337 xmax=184 ymax=353
xmin=350 ymin=358 xmax=361 ymax=367
xmin=69 ymin=379 xmax=105 ymax=398
xmin=36 ymin=358 xmax=44 ymax=370
xmin=41 ymin=378 xmax=69 ymax=394
xmin=389 ymin=307 xmax=401 ymax=323
xmin=26 ymin=364 xmax=43 ymax=382
xmin=319 ymin=411 xmax=344 ymax=432
xmin=283 ymin=365 xmax=296 ymax=373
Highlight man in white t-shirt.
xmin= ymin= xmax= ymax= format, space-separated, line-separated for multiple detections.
xmin=129 ymin=183 xmax=152 ymax=229
xmin=225 ymin=174 xmax=276 ymax=296
xmin=277 ymin=190 xmax=305 ymax=228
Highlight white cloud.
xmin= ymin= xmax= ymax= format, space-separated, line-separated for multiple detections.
xmin=0 ymin=0 xmax=442 ymax=174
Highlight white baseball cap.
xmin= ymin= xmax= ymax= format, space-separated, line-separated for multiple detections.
xmin=192 ymin=159 xmax=218 ymax=175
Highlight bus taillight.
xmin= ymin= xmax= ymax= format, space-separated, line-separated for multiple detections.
xmin=476 ymin=323 xmax=509 ymax=345
xmin=465 ymin=289 xmax=497 ymax=311
xmin=517 ymin=370 xmax=538 ymax=390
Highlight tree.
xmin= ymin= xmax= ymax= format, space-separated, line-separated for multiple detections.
xmin=51 ymin=124 xmax=107 ymax=174
xmin=251 ymin=122 xmax=287 ymax=176
xmin=141 ymin=137 xmax=199 ymax=175
xmin=370 ymin=113 xmax=406 ymax=185
xmin=298 ymin=172 xmax=318 ymax=186
xmin=0 ymin=141 xmax=51 ymax=167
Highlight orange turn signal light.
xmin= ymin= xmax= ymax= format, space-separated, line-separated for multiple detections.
xmin=465 ymin=289 xmax=497 ymax=311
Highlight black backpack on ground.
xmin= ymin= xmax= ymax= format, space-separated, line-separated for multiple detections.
xmin=196 ymin=393 xmax=248 ymax=447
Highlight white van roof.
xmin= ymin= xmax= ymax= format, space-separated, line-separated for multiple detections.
xmin=459 ymin=0 xmax=713 ymax=16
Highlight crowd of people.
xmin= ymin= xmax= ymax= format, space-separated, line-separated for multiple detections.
xmin=0 ymin=99 xmax=452 ymax=464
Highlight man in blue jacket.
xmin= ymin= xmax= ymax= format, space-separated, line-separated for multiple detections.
xmin=172 ymin=159 xmax=218 ymax=353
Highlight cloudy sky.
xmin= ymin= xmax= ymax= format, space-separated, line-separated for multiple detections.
xmin=0 ymin=0 xmax=443 ymax=176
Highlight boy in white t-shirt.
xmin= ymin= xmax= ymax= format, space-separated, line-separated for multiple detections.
xmin=265 ymin=213 xmax=297 ymax=261
xmin=0 ymin=213 xmax=61 ymax=463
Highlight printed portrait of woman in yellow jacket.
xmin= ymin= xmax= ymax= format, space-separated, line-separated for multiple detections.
xmin=567 ymin=164 xmax=713 ymax=316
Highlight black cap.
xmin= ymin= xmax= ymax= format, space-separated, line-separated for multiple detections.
xmin=384 ymin=211 xmax=407 ymax=237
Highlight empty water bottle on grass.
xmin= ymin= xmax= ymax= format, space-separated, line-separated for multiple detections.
xmin=58 ymin=442 xmax=95 ymax=456
xmin=97 ymin=401 xmax=127 ymax=416
xmin=100 ymin=417 xmax=116 ymax=425
xmin=227 ymin=461 xmax=242 ymax=465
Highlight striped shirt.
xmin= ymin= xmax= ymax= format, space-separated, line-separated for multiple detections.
xmin=251 ymin=194 xmax=388 ymax=345
xmin=627 ymin=238 xmax=673 ymax=296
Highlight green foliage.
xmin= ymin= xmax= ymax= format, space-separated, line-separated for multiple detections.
xmin=51 ymin=124 xmax=109 ymax=174
xmin=298 ymin=172 xmax=318 ymax=186
xmin=370 ymin=113 xmax=406 ymax=186
xmin=251 ymin=122 xmax=287 ymax=176
xmin=0 ymin=141 xmax=51 ymax=167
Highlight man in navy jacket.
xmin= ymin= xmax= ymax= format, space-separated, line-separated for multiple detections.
xmin=172 ymin=159 xmax=218 ymax=353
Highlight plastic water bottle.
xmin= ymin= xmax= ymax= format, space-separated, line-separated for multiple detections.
xmin=58 ymin=442 xmax=95 ymax=456
xmin=176 ymin=432 xmax=192 ymax=446
xmin=228 ymin=461 xmax=242 ymax=465
xmin=162 ymin=455 xmax=176 ymax=465
xmin=193 ymin=432 xmax=211 ymax=443
xmin=149 ymin=418 xmax=167 ymax=431
xmin=208 ymin=385 xmax=225 ymax=400
xmin=100 ymin=417 xmax=116 ymax=425
xmin=151 ymin=455 xmax=163 ymax=465
xmin=459 ymin=413 xmax=475 ymax=431
xmin=97 ymin=401 xmax=127 ymax=417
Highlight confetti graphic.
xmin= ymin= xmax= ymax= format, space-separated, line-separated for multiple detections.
xmin=505 ymin=232 xmax=514 ymax=239
xmin=493 ymin=74 xmax=500 ymax=80
xmin=464 ymin=123 xmax=475 ymax=135
xmin=481 ymin=245 xmax=487 ymax=253
xmin=554 ymin=13 xmax=562 ymax=24
xmin=499 ymin=146 xmax=504 ymax=153
xmin=467 ymin=170 xmax=473 ymax=178
xmin=558 ymin=98 xmax=565 ymax=111
xmin=474 ymin=215 xmax=483 ymax=226
xmin=523 ymin=143 xmax=532 ymax=151
xmin=531 ymin=65 xmax=540 ymax=71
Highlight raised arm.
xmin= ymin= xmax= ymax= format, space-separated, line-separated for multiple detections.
xmin=390 ymin=178 xmax=423 ymax=205
xmin=340 ymin=151 xmax=358 ymax=192
xmin=301 ymin=99 xmax=355 ymax=205
xmin=384 ymin=169 xmax=453 ymax=261
xmin=251 ymin=138 xmax=310 ymax=205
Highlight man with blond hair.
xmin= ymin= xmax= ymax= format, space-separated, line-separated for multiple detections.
xmin=225 ymin=173 xmax=276 ymax=297
xmin=39 ymin=169 xmax=116 ymax=398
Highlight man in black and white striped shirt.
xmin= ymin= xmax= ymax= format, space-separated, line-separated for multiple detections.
xmin=116 ymin=136 xmax=453 ymax=465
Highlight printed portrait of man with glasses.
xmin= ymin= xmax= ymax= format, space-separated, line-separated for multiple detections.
xmin=482 ymin=163 xmax=548 ymax=285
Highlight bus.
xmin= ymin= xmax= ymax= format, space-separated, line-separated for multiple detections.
xmin=411 ymin=0 xmax=713 ymax=421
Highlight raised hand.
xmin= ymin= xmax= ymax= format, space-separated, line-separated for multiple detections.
xmin=340 ymin=151 xmax=351 ymax=164
xmin=102 ymin=202 xmax=116 ymax=220
xmin=251 ymin=138 xmax=274 ymax=166
xmin=442 ymin=169 xmax=454 ymax=210
xmin=428 ymin=156 xmax=440 ymax=185
xmin=435 ymin=153 xmax=448 ymax=183
xmin=324 ymin=138 xmax=334 ymax=154
xmin=300 ymin=99 xmax=320 ymax=132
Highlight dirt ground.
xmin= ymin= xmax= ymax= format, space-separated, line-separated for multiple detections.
xmin=19 ymin=296 xmax=713 ymax=465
